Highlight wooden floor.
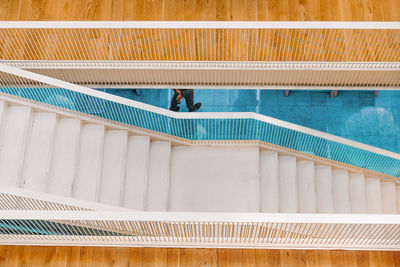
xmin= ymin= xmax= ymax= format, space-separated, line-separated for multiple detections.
xmin=0 ymin=246 xmax=399 ymax=267
xmin=0 ymin=1 xmax=399 ymax=62
xmin=0 ymin=0 xmax=400 ymax=21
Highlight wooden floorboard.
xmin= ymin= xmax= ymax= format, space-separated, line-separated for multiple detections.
xmin=0 ymin=246 xmax=398 ymax=266
xmin=1 ymin=0 xmax=399 ymax=21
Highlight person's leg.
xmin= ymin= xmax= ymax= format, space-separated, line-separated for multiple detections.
xmin=182 ymin=89 xmax=195 ymax=111
xmin=169 ymin=91 xmax=180 ymax=111
xmin=182 ymin=89 xmax=201 ymax=112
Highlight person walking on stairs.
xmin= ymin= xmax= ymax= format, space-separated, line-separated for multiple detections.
xmin=169 ymin=89 xmax=201 ymax=112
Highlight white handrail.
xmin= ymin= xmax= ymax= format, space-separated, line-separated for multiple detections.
xmin=0 ymin=185 xmax=130 ymax=211
xmin=0 ymin=21 xmax=400 ymax=29
xmin=1 ymin=62 xmax=399 ymax=161
xmin=1 ymin=210 xmax=399 ymax=224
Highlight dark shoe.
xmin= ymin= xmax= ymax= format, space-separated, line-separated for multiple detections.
xmin=169 ymin=106 xmax=180 ymax=112
xmin=189 ymin=102 xmax=201 ymax=112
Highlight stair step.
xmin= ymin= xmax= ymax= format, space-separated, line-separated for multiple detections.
xmin=278 ymin=156 xmax=298 ymax=213
xmin=296 ymin=160 xmax=316 ymax=213
xmin=315 ymin=165 xmax=334 ymax=213
xmin=169 ymin=146 xmax=259 ymax=212
xmin=381 ymin=182 xmax=397 ymax=214
xmin=146 ymin=141 xmax=171 ymax=211
xmin=349 ymin=174 xmax=367 ymax=213
xmin=365 ymin=177 xmax=383 ymax=214
xmin=99 ymin=130 xmax=128 ymax=206
xmin=260 ymin=151 xmax=279 ymax=213
xmin=0 ymin=106 xmax=32 ymax=187
xmin=47 ymin=118 xmax=81 ymax=197
xmin=332 ymin=170 xmax=351 ymax=213
xmin=122 ymin=135 xmax=150 ymax=210
xmin=73 ymin=124 xmax=105 ymax=202
xmin=23 ymin=112 xmax=57 ymax=192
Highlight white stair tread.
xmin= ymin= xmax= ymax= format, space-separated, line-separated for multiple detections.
xmin=73 ymin=124 xmax=104 ymax=202
xmin=146 ymin=141 xmax=171 ymax=211
xmin=99 ymin=130 xmax=128 ymax=206
xmin=296 ymin=160 xmax=316 ymax=213
xmin=278 ymin=156 xmax=298 ymax=213
xmin=397 ymin=186 xmax=400 ymax=214
xmin=169 ymin=146 xmax=259 ymax=212
xmin=122 ymin=135 xmax=150 ymax=210
xmin=349 ymin=174 xmax=367 ymax=213
xmin=23 ymin=112 xmax=57 ymax=192
xmin=332 ymin=170 xmax=351 ymax=213
xmin=47 ymin=118 xmax=81 ymax=197
xmin=260 ymin=151 xmax=279 ymax=213
xmin=315 ymin=165 xmax=334 ymax=213
xmin=381 ymin=182 xmax=397 ymax=214
xmin=0 ymin=106 xmax=32 ymax=187
xmin=365 ymin=177 xmax=383 ymax=214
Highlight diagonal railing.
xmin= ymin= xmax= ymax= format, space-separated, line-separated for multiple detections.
xmin=1 ymin=21 xmax=399 ymax=89
xmin=0 ymin=63 xmax=400 ymax=178
xmin=0 ymin=210 xmax=399 ymax=250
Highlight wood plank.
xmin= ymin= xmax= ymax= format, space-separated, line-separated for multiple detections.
xmin=242 ymin=249 xmax=256 ymax=267
xmin=29 ymin=246 xmax=44 ymax=267
xmin=316 ymin=250 xmax=331 ymax=267
xmin=128 ymin=248 xmax=143 ymax=267
xmin=79 ymin=247 xmax=93 ymax=267
xmin=166 ymin=248 xmax=179 ymax=267
xmin=54 ymin=247 xmax=71 ymax=267
xmin=17 ymin=245 xmax=31 ymax=267
xmin=68 ymin=247 xmax=80 ymax=267
xmin=43 ymin=246 xmax=56 ymax=267
xmin=0 ymin=246 xmax=399 ymax=266
xmin=0 ymin=246 xmax=7 ymax=267
xmin=5 ymin=246 xmax=19 ymax=267
xmin=91 ymin=247 xmax=106 ymax=267
xmin=356 ymin=251 xmax=370 ymax=267
xmin=380 ymin=251 xmax=395 ymax=267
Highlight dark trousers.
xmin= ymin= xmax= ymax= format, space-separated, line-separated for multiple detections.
xmin=170 ymin=89 xmax=195 ymax=111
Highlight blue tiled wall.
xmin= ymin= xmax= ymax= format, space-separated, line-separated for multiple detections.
xmin=104 ymin=89 xmax=400 ymax=154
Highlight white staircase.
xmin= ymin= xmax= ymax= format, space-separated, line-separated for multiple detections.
xmin=0 ymin=98 xmax=399 ymax=214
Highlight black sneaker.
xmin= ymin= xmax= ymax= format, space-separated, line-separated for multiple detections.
xmin=190 ymin=102 xmax=201 ymax=112
xmin=169 ymin=106 xmax=180 ymax=112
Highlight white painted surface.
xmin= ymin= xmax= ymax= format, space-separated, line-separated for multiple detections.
xmin=332 ymin=170 xmax=351 ymax=213
xmin=146 ymin=141 xmax=171 ymax=211
xmin=99 ymin=130 xmax=128 ymax=206
xmin=0 ymin=100 xmax=7 ymax=131
xmin=278 ymin=156 xmax=298 ymax=213
xmin=349 ymin=174 xmax=368 ymax=214
xmin=73 ymin=124 xmax=104 ymax=202
xmin=381 ymin=182 xmax=397 ymax=214
xmin=259 ymin=151 xmax=279 ymax=213
xmin=47 ymin=118 xmax=81 ymax=197
xmin=169 ymin=146 xmax=259 ymax=212
xmin=397 ymin=186 xmax=400 ymax=214
xmin=315 ymin=165 xmax=334 ymax=213
xmin=23 ymin=112 xmax=57 ymax=192
xmin=296 ymin=160 xmax=316 ymax=213
xmin=122 ymin=135 xmax=150 ymax=210
xmin=365 ymin=177 xmax=383 ymax=214
xmin=0 ymin=106 xmax=32 ymax=186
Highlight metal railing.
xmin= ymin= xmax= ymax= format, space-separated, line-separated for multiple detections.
xmin=0 ymin=21 xmax=399 ymax=62
xmin=0 ymin=210 xmax=399 ymax=249
xmin=0 ymin=21 xmax=399 ymax=89
xmin=0 ymin=63 xmax=400 ymax=178
xmin=0 ymin=185 xmax=129 ymax=211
